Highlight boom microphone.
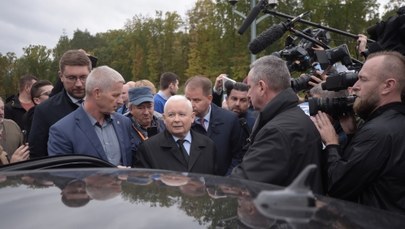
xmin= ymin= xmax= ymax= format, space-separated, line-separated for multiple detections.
xmin=249 ymin=23 xmax=287 ymax=54
xmin=248 ymin=11 xmax=309 ymax=54
xmin=238 ymin=0 xmax=268 ymax=35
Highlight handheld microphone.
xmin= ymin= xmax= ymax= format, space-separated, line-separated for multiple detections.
xmin=238 ymin=0 xmax=268 ymax=35
xmin=248 ymin=11 xmax=309 ymax=54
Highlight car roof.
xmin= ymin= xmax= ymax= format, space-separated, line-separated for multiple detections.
xmin=1 ymin=167 xmax=405 ymax=228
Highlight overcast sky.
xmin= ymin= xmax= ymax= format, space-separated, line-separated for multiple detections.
xmin=0 ymin=0 xmax=197 ymax=57
xmin=0 ymin=0 xmax=390 ymax=57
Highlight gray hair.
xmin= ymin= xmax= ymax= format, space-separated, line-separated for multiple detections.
xmin=85 ymin=66 xmax=125 ymax=95
xmin=164 ymin=95 xmax=192 ymax=113
xmin=249 ymin=55 xmax=291 ymax=92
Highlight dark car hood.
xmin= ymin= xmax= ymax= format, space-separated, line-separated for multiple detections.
xmin=0 ymin=168 xmax=404 ymax=228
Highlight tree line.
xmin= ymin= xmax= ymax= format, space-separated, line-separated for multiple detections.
xmin=0 ymin=0 xmax=402 ymax=98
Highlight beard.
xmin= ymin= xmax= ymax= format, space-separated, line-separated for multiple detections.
xmin=353 ymin=93 xmax=379 ymax=120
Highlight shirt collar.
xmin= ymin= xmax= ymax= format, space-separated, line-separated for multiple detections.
xmin=172 ymin=131 xmax=192 ymax=143
xmin=66 ymin=92 xmax=85 ymax=105
xmin=200 ymin=105 xmax=211 ymax=123
xmin=157 ymin=90 xmax=169 ymax=100
xmin=84 ymin=109 xmax=113 ymax=127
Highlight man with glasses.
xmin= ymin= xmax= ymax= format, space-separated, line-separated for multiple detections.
xmin=29 ymin=50 xmax=91 ymax=158
xmin=22 ymin=80 xmax=54 ymax=137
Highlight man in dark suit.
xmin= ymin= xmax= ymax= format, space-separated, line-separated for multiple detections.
xmin=134 ymin=95 xmax=216 ymax=175
xmin=223 ymin=81 xmax=257 ymax=175
xmin=185 ymin=76 xmax=242 ymax=176
xmin=48 ymin=66 xmax=133 ymax=166
xmin=29 ymin=50 xmax=91 ymax=158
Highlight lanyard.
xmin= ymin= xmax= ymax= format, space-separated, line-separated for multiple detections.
xmin=132 ymin=124 xmax=147 ymax=141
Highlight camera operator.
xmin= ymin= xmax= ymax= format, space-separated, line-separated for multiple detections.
xmin=309 ymin=84 xmax=349 ymax=147
xmin=312 ymin=51 xmax=405 ymax=214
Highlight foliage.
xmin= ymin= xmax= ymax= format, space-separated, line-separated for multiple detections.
xmin=0 ymin=0 xmax=401 ymax=96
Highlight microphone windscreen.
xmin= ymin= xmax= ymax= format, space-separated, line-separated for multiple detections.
xmin=249 ymin=24 xmax=286 ymax=54
xmin=237 ymin=2 xmax=264 ymax=35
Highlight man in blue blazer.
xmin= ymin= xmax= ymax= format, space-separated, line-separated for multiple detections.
xmin=185 ymin=76 xmax=242 ymax=176
xmin=48 ymin=66 xmax=133 ymax=166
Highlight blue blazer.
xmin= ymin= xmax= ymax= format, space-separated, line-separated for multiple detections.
xmin=48 ymin=106 xmax=133 ymax=166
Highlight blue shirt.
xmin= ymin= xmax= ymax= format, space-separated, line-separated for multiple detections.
xmin=196 ymin=105 xmax=211 ymax=131
xmin=85 ymin=112 xmax=121 ymax=165
xmin=153 ymin=91 xmax=168 ymax=114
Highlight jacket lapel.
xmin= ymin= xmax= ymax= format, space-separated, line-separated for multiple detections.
xmin=162 ymin=131 xmax=188 ymax=167
xmin=207 ymin=104 xmax=224 ymax=137
xmin=111 ymin=114 xmax=126 ymax=165
xmin=75 ymin=107 xmax=108 ymax=161
xmin=188 ymin=130 xmax=204 ymax=170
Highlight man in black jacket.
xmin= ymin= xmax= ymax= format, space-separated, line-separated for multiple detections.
xmin=231 ymin=55 xmax=324 ymax=194
xmin=313 ymin=51 xmax=405 ymax=214
xmin=5 ymin=74 xmax=37 ymax=129
xmin=29 ymin=50 xmax=91 ymax=158
xmin=135 ymin=95 xmax=217 ymax=175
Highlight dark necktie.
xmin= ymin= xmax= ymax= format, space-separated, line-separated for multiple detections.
xmin=199 ymin=118 xmax=205 ymax=130
xmin=77 ymin=99 xmax=84 ymax=106
xmin=177 ymin=139 xmax=189 ymax=163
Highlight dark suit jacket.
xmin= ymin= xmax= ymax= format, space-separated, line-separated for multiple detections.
xmin=29 ymin=89 xmax=79 ymax=158
xmin=226 ymin=110 xmax=257 ymax=175
xmin=47 ymin=106 xmax=133 ymax=166
xmin=191 ymin=103 xmax=242 ymax=176
xmin=134 ymin=130 xmax=217 ymax=175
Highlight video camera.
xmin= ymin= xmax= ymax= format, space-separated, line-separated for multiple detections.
xmin=315 ymin=44 xmax=353 ymax=70
xmin=291 ymin=73 xmax=322 ymax=92
xmin=308 ymin=95 xmax=356 ymax=118
xmin=321 ymin=71 xmax=358 ymax=91
xmin=275 ymin=28 xmax=330 ymax=72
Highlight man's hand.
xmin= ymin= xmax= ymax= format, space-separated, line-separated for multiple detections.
xmin=312 ymin=111 xmax=339 ymax=146
xmin=214 ymin=74 xmax=227 ymax=94
xmin=357 ymin=34 xmax=368 ymax=55
xmin=339 ymin=114 xmax=357 ymax=134
xmin=10 ymin=144 xmax=30 ymax=163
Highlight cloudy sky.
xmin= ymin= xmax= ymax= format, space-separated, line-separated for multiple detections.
xmin=0 ymin=0 xmax=197 ymax=57
xmin=0 ymin=0 xmax=390 ymax=57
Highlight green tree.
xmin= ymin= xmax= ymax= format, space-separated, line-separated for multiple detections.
xmin=0 ymin=52 xmax=17 ymax=97
xmin=94 ymin=29 xmax=133 ymax=80
xmin=52 ymin=32 xmax=72 ymax=76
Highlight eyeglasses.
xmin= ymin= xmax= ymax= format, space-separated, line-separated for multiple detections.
xmin=39 ymin=91 xmax=52 ymax=97
xmin=63 ymin=75 xmax=87 ymax=83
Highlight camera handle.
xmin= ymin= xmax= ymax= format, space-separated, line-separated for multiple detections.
xmin=263 ymin=9 xmax=375 ymax=43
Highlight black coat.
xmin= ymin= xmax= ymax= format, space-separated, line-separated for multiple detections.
xmin=134 ymin=130 xmax=217 ymax=175
xmin=28 ymin=89 xmax=79 ymax=158
xmin=325 ymin=103 xmax=405 ymax=214
xmin=231 ymin=88 xmax=324 ymax=194
xmin=4 ymin=95 xmax=27 ymax=130
xmin=191 ymin=103 xmax=242 ymax=176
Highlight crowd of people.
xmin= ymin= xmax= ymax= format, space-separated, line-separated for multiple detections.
xmin=1 ymin=44 xmax=404 ymax=216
